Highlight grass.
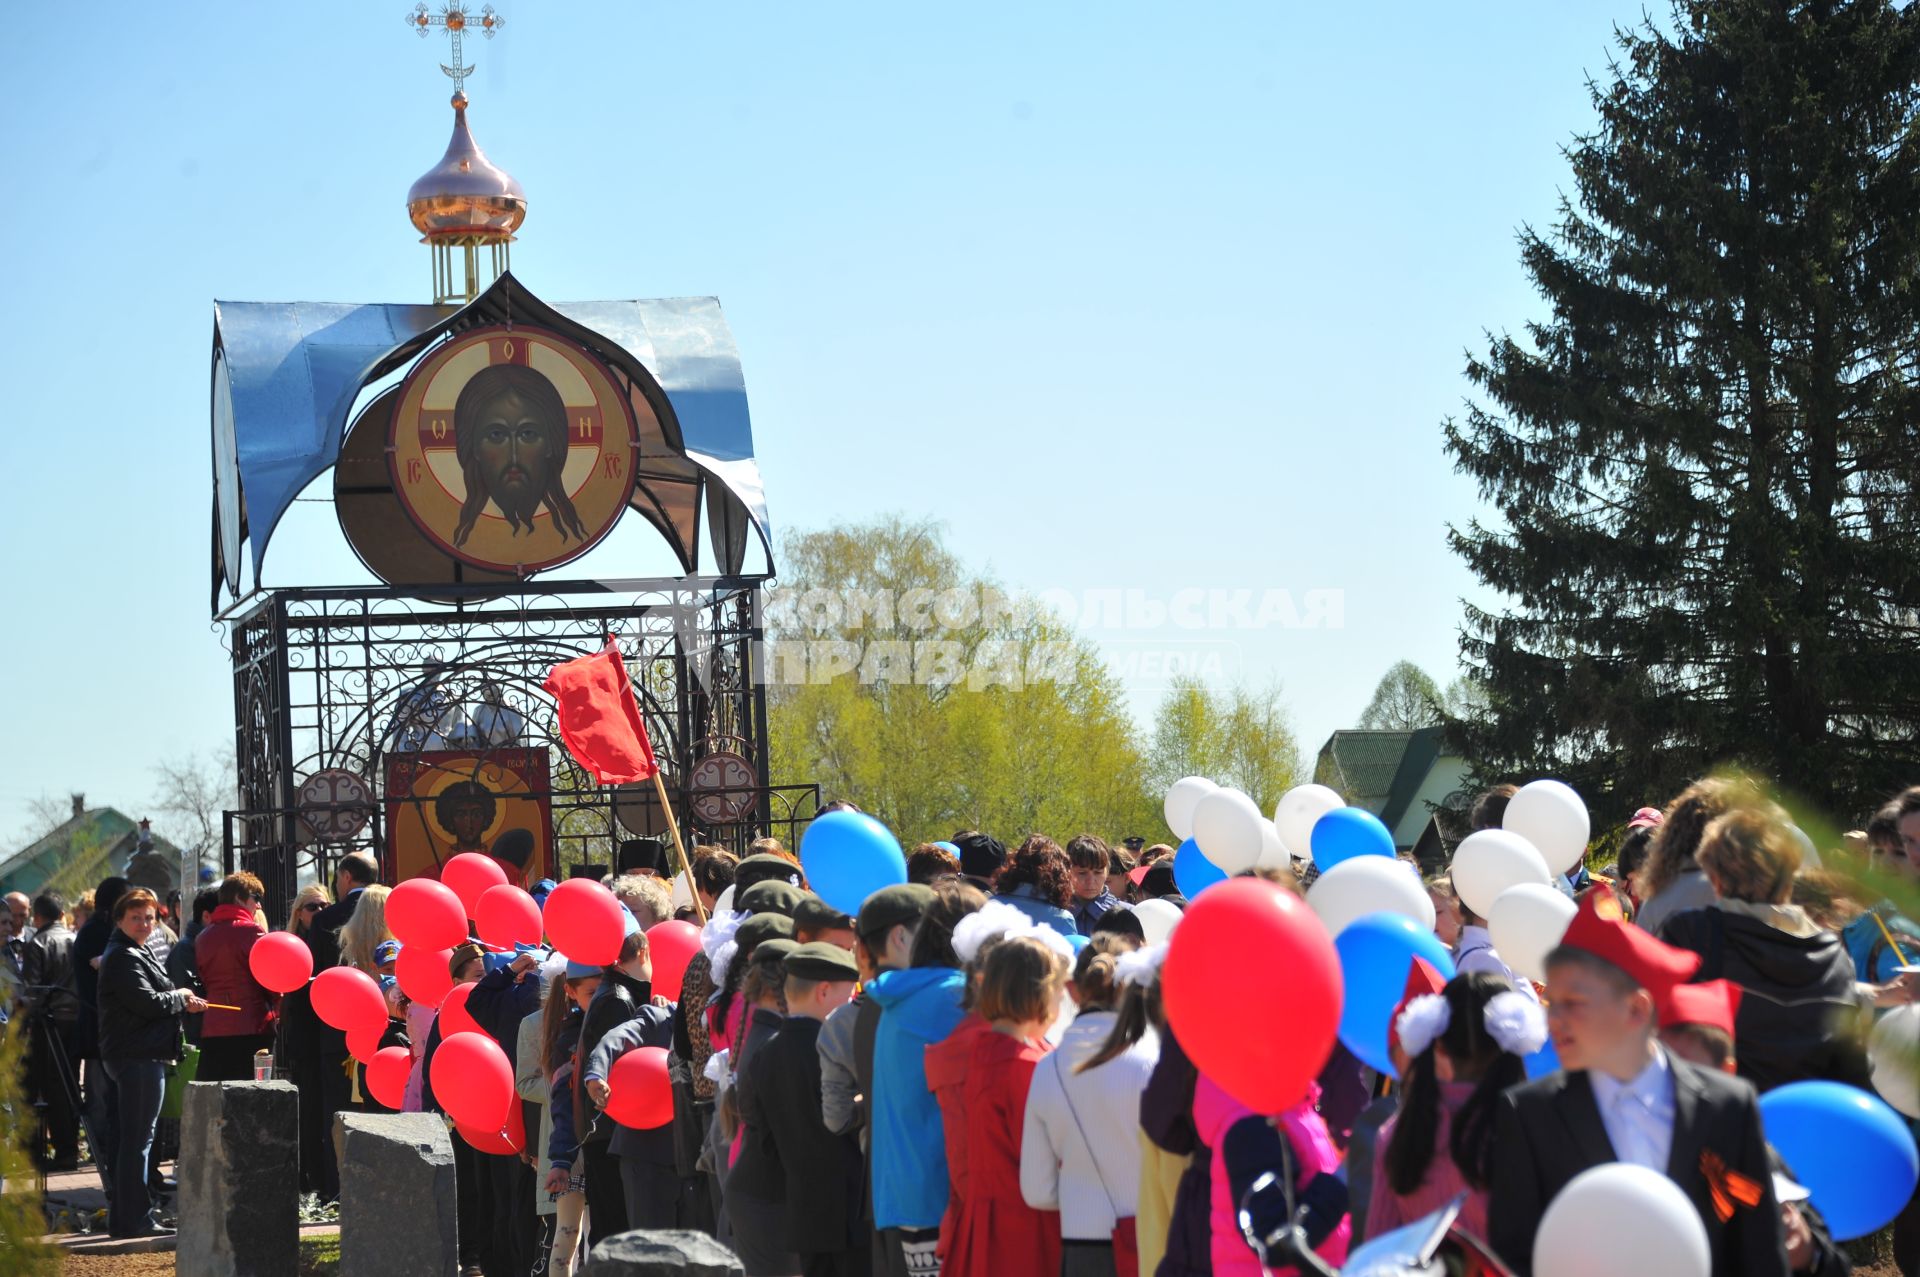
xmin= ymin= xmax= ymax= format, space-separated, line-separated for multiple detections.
xmin=300 ymin=1233 xmax=340 ymax=1277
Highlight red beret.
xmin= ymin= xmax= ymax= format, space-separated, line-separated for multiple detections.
xmin=1659 ymin=978 xmax=1742 ymax=1036
xmin=1557 ymin=888 xmax=1701 ymax=993
xmin=1386 ymin=956 xmax=1450 ymax=1059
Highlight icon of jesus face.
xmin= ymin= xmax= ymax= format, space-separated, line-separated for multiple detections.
xmin=451 ymin=363 xmax=588 ymax=547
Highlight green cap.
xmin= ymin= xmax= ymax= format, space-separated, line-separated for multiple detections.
xmin=793 ymin=894 xmax=854 ymax=935
xmin=733 ymin=912 xmax=796 ymax=957
xmin=736 ymin=880 xmax=807 ymax=918
xmin=785 ymin=940 xmax=860 ymax=983
xmin=735 ymin=854 xmax=804 ymax=894
xmin=856 ymin=883 xmax=936 ymax=943
xmin=749 ymin=937 xmax=800 ymax=968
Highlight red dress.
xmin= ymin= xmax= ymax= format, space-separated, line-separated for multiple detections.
xmin=938 ymin=1027 xmax=1062 ymax=1277
xmin=925 ymin=1013 xmax=992 ymax=1255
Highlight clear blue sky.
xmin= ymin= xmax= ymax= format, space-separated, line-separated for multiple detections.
xmin=0 ymin=0 xmax=1631 ymax=841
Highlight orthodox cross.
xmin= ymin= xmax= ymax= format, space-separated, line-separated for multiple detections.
xmin=404 ymin=2 xmax=504 ymax=95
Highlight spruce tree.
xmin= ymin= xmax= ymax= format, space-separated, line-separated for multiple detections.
xmin=1447 ymin=0 xmax=1920 ymax=820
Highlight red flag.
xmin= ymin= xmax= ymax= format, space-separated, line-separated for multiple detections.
xmin=544 ymin=638 xmax=658 ymax=785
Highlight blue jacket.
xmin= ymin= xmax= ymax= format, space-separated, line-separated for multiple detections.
xmin=466 ymin=963 xmax=546 ymax=1056
xmin=1845 ymin=904 xmax=1920 ymax=985
xmin=866 ymin=966 xmax=967 ymax=1229
xmin=996 ymin=885 xmax=1078 ymax=939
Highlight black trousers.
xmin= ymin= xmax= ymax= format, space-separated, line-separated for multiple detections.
xmin=453 ymin=1130 xmax=487 ymax=1269
xmin=197 ymin=1033 xmax=272 ymax=1083
xmin=582 ymin=1140 xmax=629 ymax=1245
xmin=316 ymin=1047 xmax=354 ymax=1200
xmin=28 ymin=1017 xmax=80 ymax=1164
xmin=483 ymin=1149 xmax=536 ymax=1277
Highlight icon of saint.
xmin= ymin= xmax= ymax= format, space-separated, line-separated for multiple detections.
xmin=451 ymin=363 xmax=589 ymax=547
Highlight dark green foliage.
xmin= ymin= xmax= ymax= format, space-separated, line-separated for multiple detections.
xmin=1447 ymin=0 xmax=1920 ymax=822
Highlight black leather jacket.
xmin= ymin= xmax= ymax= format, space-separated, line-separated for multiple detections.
xmin=22 ymin=923 xmax=80 ymax=1028
xmin=97 ymin=929 xmax=189 ymax=1063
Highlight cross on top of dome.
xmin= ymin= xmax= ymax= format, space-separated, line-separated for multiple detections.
xmin=404 ymin=1 xmax=503 ymax=96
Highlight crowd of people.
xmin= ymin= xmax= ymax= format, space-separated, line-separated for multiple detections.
xmin=7 ymin=780 xmax=1920 ymax=1275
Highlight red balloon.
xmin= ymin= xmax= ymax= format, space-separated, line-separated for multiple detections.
xmin=603 ymin=1046 xmax=673 ymax=1130
xmin=438 ymin=980 xmax=482 ymax=1038
xmin=387 ymin=878 xmax=469 ymax=951
xmin=1162 ymin=878 xmax=1342 ymax=1113
xmin=312 ymin=966 xmax=387 ymax=1034
xmin=476 ymin=884 xmax=543 ymax=950
xmin=366 ymin=1045 xmax=413 ymax=1110
xmin=247 ymin=931 xmax=313 ymax=994
xmin=431 ymin=1031 xmax=515 ymax=1131
xmin=542 ymin=879 xmax=625 ymax=966
xmin=347 ymin=1022 xmax=386 ymax=1065
xmin=646 ymin=921 xmax=700 ymax=1002
xmin=396 ymin=944 xmax=456 ymax=1008
xmin=443 ymin=853 xmax=509 ymax=919
xmin=456 ymin=1102 xmax=525 ymax=1155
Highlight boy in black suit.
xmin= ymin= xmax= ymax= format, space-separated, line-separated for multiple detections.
xmin=1489 ymin=891 xmax=1789 ymax=1277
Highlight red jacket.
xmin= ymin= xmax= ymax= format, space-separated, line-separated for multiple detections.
xmin=195 ymin=905 xmax=272 ymax=1038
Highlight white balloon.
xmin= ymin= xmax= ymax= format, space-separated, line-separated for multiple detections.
xmin=1255 ymin=820 xmax=1290 ymax=871
xmin=1274 ymin=784 xmax=1345 ymax=858
xmin=1451 ymin=829 xmax=1553 ymax=918
xmin=1488 ymin=883 xmax=1578 ymax=984
xmin=1134 ymin=897 xmax=1184 ymax=946
xmin=670 ymin=870 xmax=694 ymax=912
xmin=1871 ymin=1005 xmax=1920 ymax=1118
xmin=1306 ymin=856 xmax=1434 ymax=938
xmin=1163 ymin=776 xmax=1219 ymax=841
xmin=1503 ymin=779 xmax=1592 ymax=875
xmin=715 ymin=884 xmax=735 ymax=914
xmin=1191 ymin=788 xmax=1266 ymax=874
xmin=1534 ymin=1163 xmax=1709 ymax=1277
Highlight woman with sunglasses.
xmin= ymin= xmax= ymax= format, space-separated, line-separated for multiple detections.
xmin=281 ymin=882 xmax=332 ymax=1197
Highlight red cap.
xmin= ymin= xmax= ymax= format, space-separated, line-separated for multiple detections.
xmin=1659 ymin=978 xmax=1742 ymax=1035
xmin=1628 ymin=807 xmax=1664 ymax=829
xmin=1386 ymin=956 xmax=1450 ymax=1059
xmin=1557 ymin=889 xmax=1701 ymax=993
xmin=1127 ymin=864 xmax=1151 ymax=886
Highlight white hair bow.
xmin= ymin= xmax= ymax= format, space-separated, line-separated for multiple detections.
xmin=1483 ymin=990 xmax=1548 ymax=1057
xmin=1395 ymin=993 xmax=1452 ymax=1059
xmin=1115 ymin=942 xmax=1169 ymax=989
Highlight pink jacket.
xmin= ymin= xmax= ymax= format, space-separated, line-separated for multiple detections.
xmin=1366 ymin=1080 xmax=1487 ymax=1242
xmin=1193 ymin=1075 xmax=1351 ymax=1277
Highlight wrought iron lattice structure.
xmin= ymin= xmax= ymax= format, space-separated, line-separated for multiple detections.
xmin=223 ymin=576 xmax=815 ymax=917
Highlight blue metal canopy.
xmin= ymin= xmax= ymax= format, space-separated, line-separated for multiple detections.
xmin=211 ymin=273 xmax=770 ymax=605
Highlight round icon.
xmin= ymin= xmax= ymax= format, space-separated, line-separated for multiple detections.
xmin=388 ymin=324 xmax=639 ymax=574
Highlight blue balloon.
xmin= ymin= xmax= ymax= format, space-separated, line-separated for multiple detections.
xmin=1173 ymin=838 xmax=1227 ymax=899
xmin=1333 ymin=912 xmax=1456 ymax=1077
xmin=1523 ymin=1035 xmax=1560 ymax=1080
xmin=1761 ymin=1081 xmax=1919 ymax=1240
xmin=1310 ymin=807 xmax=1396 ymax=870
xmin=1067 ymin=933 xmax=1091 ymax=955
xmin=800 ymin=811 xmax=908 ymax=915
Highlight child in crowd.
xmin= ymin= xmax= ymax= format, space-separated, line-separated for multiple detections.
xmin=1370 ymin=972 xmax=1543 ymax=1240
xmin=940 ymin=933 xmax=1069 ymax=1277
xmin=1022 ymin=933 xmax=1158 ymax=1277
xmin=1657 ymin=980 xmax=1853 ymax=1277
xmin=750 ymin=941 xmax=865 ymax=1276
xmin=1489 ymin=890 xmax=1789 ymax=1276
xmin=543 ymin=959 xmax=602 ymax=1277
xmin=867 ymin=880 xmax=986 ymax=1276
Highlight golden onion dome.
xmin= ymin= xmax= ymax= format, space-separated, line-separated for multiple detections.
xmin=406 ymin=91 xmax=526 ymax=240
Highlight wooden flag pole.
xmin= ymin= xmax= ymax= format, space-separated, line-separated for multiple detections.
xmin=652 ymin=769 xmax=707 ymax=925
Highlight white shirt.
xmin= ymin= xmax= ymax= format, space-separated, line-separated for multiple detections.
xmin=1453 ymin=926 xmax=1541 ymax=1004
xmin=1590 ymin=1047 xmax=1676 ymax=1173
